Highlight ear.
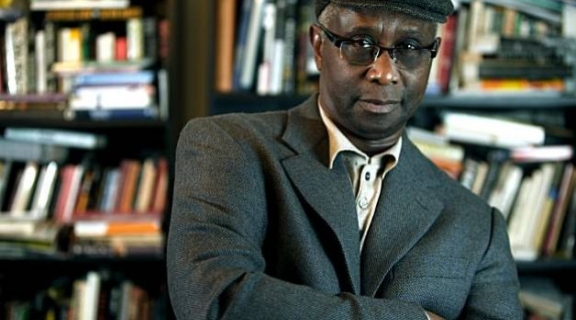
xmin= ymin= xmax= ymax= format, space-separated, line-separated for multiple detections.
xmin=434 ymin=37 xmax=442 ymax=58
xmin=309 ymin=25 xmax=323 ymax=72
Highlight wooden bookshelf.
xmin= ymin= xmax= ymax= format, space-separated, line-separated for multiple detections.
xmin=0 ymin=0 xmax=178 ymax=318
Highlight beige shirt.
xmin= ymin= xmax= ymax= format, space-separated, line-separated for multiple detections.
xmin=318 ymin=104 xmax=402 ymax=251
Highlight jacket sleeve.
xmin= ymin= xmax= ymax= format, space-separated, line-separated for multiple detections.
xmin=166 ymin=118 xmax=430 ymax=320
xmin=459 ymin=208 xmax=524 ymax=319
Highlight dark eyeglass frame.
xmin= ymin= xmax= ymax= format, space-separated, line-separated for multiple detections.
xmin=315 ymin=23 xmax=440 ymax=68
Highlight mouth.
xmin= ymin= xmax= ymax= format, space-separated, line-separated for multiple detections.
xmin=357 ymin=99 xmax=401 ymax=114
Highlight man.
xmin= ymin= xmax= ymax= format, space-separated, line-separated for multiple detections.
xmin=167 ymin=0 xmax=524 ymax=319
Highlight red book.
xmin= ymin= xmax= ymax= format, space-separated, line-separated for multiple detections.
xmin=115 ymin=37 xmax=127 ymax=61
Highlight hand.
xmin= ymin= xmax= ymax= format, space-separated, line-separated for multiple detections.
xmin=425 ymin=311 xmax=445 ymax=320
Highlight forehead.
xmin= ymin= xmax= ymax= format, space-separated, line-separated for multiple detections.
xmin=323 ymin=5 xmax=437 ymax=37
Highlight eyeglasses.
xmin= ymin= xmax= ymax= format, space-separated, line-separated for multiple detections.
xmin=316 ymin=23 xmax=439 ymax=70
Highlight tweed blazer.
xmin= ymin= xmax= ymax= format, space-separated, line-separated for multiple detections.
xmin=167 ymin=94 xmax=523 ymax=320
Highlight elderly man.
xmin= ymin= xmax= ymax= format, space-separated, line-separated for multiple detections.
xmin=167 ymin=0 xmax=524 ymax=319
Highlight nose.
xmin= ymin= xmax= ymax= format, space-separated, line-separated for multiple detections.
xmin=366 ymin=49 xmax=400 ymax=85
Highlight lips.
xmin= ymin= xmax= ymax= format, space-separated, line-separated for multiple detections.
xmin=357 ymin=99 xmax=401 ymax=114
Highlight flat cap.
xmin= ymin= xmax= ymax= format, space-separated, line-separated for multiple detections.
xmin=315 ymin=0 xmax=454 ymax=23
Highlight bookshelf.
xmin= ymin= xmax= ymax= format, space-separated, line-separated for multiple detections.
xmin=0 ymin=0 xmax=178 ymax=318
xmin=174 ymin=0 xmax=576 ymax=318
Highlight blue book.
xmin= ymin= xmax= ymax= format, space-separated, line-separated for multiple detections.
xmin=232 ymin=0 xmax=254 ymax=90
xmin=69 ymin=107 xmax=159 ymax=120
xmin=73 ymin=70 xmax=155 ymax=87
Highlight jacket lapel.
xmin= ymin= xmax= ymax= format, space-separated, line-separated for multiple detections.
xmin=281 ymin=96 xmax=361 ymax=294
xmin=361 ymin=139 xmax=445 ymax=296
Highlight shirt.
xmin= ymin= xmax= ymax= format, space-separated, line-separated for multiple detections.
xmin=318 ymin=103 xmax=401 ymax=251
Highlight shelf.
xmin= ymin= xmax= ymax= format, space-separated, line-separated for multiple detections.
xmin=0 ymin=113 xmax=167 ymax=130
xmin=211 ymin=93 xmax=309 ymax=115
xmin=209 ymin=92 xmax=576 ymax=115
xmin=422 ymin=94 xmax=576 ymax=109
xmin=517 ymin=259 xmax=576 ymax=275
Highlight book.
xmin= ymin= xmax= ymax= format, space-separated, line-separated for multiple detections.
xmin=73 ymin=70 xmax=154 ymax=87
xmin=232 ymin=0 xmax=253 ymax=90
xmin=4 ymin=16 xmax=28 ymax=95
xmin=74 ymin=218 xmax=161 ymax=238
xmin=8 ymin=161 xmax=39 ymax=216
xmin=0 ymin=216 xmax=56 ymax=237
xmin=214 ymin=0 xmax=238 ymax=93
xmin=510 ymin=145 xmax=573 ymax=163
xmin=115 ymin=159 xmax=141 ymax=213
xmin=126 ymin=17 xmax=144 ymax=60
xmin=544 ymin=163 xmax=576 ymax=257
xmin=150 ymin=157 xmax=167 ymax=213
xmin=477 ymin=59 xmax=572 ymax=80
xmin=133 ymin=158 xmax=157 ymax=213
xmin=442 ymin=112 xmax=546 ymax=148
xmin=520 ymin=277 xmax=567 ymax=320
xmin=4 ymin=127 xmax=107 ymax=149
xmin=51 ymin=58 xmax=153 ymax=76
xmin=81 ymin=271 xmax=101 ymax=320
xmin=0 ymin=137 xmax=69 ymax=163
xmin=69 ymin=84 xmax=155 ymax=109
xmin=30 ymin=0 xmax=130 ymax=11
xmin=29 ymin=161 xmax=59 ymax=219
xmin=0 ymin=160 xmax=13 ymax=211
xmin=487 ymin=161 xmax=523 ymax=220
xmin=34 ymin=30 xmax=47 ymax=94
xmin=44 ymin=6 xmax=141 ymax=20
xmin=238 ymin=0 xmax=266 ymax=91
xmin=53 ymin=163 xmax=85 ymax=223
xmin=66 ymin=107 xmax=159 ymax=120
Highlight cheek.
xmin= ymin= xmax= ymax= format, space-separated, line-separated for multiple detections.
xmin=404 ymin=69 xmax=431 ymax=100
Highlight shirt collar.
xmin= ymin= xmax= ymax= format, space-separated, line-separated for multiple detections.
xmin=318 ymin=101 xmax=402 ymax=171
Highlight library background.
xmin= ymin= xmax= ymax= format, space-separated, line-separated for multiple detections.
xmin=0 ymin=0 xmax=575 ymax=318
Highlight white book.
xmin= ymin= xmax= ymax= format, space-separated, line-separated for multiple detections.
xmin=29 ymin=161 xmax=58 ymax=219
xmin=443 ymin=112 xmax=545 ymax=148
xmin=96 ymin=32 xmax=116 ymax=62
xmin=81 ymin=271 xmax=101 ymax=320
xmin=9 ymin=161 xmax=39 ymax=216
xmin=35 ymin=30 xmax=47 ymax=93
xmin=508 ymin=175 xmax=535 ymax=260
xmin=58 ymin=27 xmax=82 ymax=63
xmin=127 ymin=18 xmax=144 ymax=60
xmin=488 ymin=162 xmax=523 ymax=220
xmin=4 ymin=17 xmax=28 ymax=94
xmin=69 ymin=84 xmax=155 ymax=109
xmin=31 ymin=0 xmax=129 ymax=10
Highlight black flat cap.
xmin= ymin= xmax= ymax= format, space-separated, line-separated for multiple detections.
xmin=315 ymin=0 xmax=454 ymax=23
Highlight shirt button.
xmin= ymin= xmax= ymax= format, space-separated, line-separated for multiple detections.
xmin=358 ymin=197 xmax=369 ymax=209
xmin=365 ymin=172 xmax=371 ymax=181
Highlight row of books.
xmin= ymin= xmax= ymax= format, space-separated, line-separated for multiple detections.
xmin=0 ymin=125 xmax=168 ymax=257
xmin=445 ymin=0 xmax=575 ymax=96
xmin=214 ymin=0 xmax=576 ymax=97
xmin=409 ymin=116 xmax=576 ymax=261
xmin=214 ymin=0 xmax=318 ymax=95
xmin=0 ymin=3 xmax=170 ymax=120
xmin=520 ymin=277 xmax=573 ymax=320
xmin=3 ymin=270 xmax=168 ymax=320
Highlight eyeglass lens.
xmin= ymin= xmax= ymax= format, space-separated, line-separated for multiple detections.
xmin=339 ymin=42 xmax=433 ymax=69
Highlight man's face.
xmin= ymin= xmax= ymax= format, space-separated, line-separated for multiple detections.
xmin=311 ymin=7 xmax=438 ymax=151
